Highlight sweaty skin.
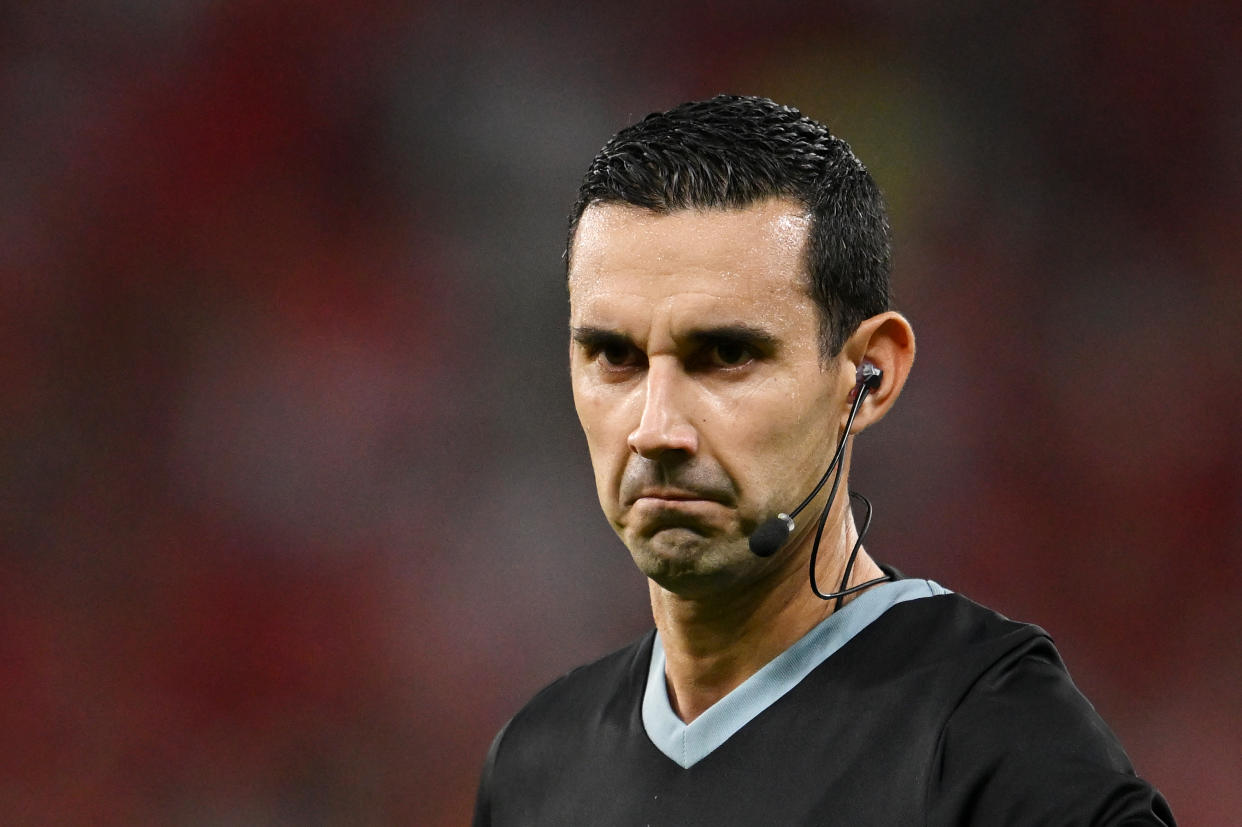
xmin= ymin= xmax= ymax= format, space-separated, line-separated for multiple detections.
xmin=567 ymin=199 xmax=914 ymax=722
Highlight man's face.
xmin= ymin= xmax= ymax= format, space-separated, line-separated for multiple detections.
xmin=568 ymin=198 xmax=849 ymax=594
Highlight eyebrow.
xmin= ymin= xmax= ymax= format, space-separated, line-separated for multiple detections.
xmin=571 ymin=326 xmax=632 ymax=350
xmin=685 ymin=324 xmax=779 ymax=352
xmin=570 ymin=323 xmax=779 ymax=351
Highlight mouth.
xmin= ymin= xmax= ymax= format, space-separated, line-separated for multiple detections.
xmin=621 ymin=486 xmax=737 ymax=541
xmin=629 ymin=488 xmax=720 ymax=506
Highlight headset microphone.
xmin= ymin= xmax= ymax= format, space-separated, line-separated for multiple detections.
xmin=748 ymin=362 xmax=890 ymax=604
xmin=748 ymin=362 xmax=880 ymax=558
xmin=748 ymin=514 xmax=797 ymax=559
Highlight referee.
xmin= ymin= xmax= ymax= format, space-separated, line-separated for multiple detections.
xmin=473 ymin=95 xmax=1174 ymax=826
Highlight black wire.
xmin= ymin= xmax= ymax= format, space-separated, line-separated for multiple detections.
xmin=833 ymin=492 xmax=887 ymax=611
xmin=807 ymin=446 xmax=847 ymax=599
xmin=805 ymin=385 xmax=892 ymax=604
xmin=788 ymin=383 xmax=872 ymax=522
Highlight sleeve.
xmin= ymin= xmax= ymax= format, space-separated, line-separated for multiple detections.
xmin=926 ymin=635 xmax=1176 ymax=826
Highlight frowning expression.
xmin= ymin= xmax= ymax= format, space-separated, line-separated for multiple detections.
xmin=568 ymin=199 xmax=849 ymax=592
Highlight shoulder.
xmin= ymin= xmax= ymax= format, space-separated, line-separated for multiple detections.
xmin=849 ymin=587 xmax=1053 ymax=686
xmin=853 ymin=587 xmax=1174 ymax=823
xmin=877 ymin=592 xmax=1175 ymax=825
xmin=488 ymin=630 xmax=653 ymax=763
xmin=473 ymin=631 xmax=655 ymax=826
xmin=870 ymin=568 xmax=1049 ymax=659
xmin=512 ymin=629 xmax=652 ymax=725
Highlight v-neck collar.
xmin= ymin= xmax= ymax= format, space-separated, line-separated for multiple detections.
xmin=642 ymin=577 xmax=950 ymax=768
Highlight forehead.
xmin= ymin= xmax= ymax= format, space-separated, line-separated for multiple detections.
xmin=568 ymin=199 xmax=815 ymax=328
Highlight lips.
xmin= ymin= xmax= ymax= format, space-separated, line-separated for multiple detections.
xmin=617 ymin=463 xmax=737 ymax=509
xmin=629 ymin=489 xmax=719 ymax=505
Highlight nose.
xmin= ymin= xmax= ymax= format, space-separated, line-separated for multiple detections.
xmin=627 ymin=358 xmax=699 ymax=459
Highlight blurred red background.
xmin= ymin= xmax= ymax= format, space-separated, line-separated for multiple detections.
xmin=2 ymin=1 xmax=1238 ymax=823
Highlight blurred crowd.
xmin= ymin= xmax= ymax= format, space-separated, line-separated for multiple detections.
xmin=2 ymin=1 xmax=1238 ymax=823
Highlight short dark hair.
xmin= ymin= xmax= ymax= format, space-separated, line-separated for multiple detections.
xmin=566 ymin=94 xmax=891 ymax=357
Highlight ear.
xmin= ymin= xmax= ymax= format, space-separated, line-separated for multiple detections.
xmin=839 ymin=311 xmax=916 ymax=434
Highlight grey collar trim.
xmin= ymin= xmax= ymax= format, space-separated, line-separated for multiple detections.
xmin=642 ymin=577 xmax=951 ymax=769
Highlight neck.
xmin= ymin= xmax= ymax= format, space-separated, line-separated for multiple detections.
xmin=650 ymin=517 xmax=885 ymax=723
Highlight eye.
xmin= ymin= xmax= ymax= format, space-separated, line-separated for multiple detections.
xmin=599 ymin=340 xmax=640 ymax=368
xmin=706 ymin=340 xmax=756 ymax=368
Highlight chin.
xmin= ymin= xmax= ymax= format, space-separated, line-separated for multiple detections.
xmin=627 ymin=529 xmax=753 ymax=594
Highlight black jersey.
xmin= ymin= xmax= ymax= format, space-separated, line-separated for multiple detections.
xmin=474 ymin=583 xmax=1174 ymax=826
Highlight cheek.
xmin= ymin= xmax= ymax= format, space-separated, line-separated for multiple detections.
xmin=774 ymin=388 xmax=839 ymax=458
xmin=572 ymin=384 xmax=633 ymax=475
xmin=711 ymin=380 xmax=838 ymax=487
xmin=712 ymin=376 xmax=819 ymax=440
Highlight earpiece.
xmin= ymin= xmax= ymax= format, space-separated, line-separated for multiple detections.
xmin=855 ymin=362 xmax=882 ymax=390
xmin=849 ymin=362 xmax=882 ymax=402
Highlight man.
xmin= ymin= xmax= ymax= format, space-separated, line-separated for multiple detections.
xmin=474 ymin=95 xmax=1173 ymax=825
